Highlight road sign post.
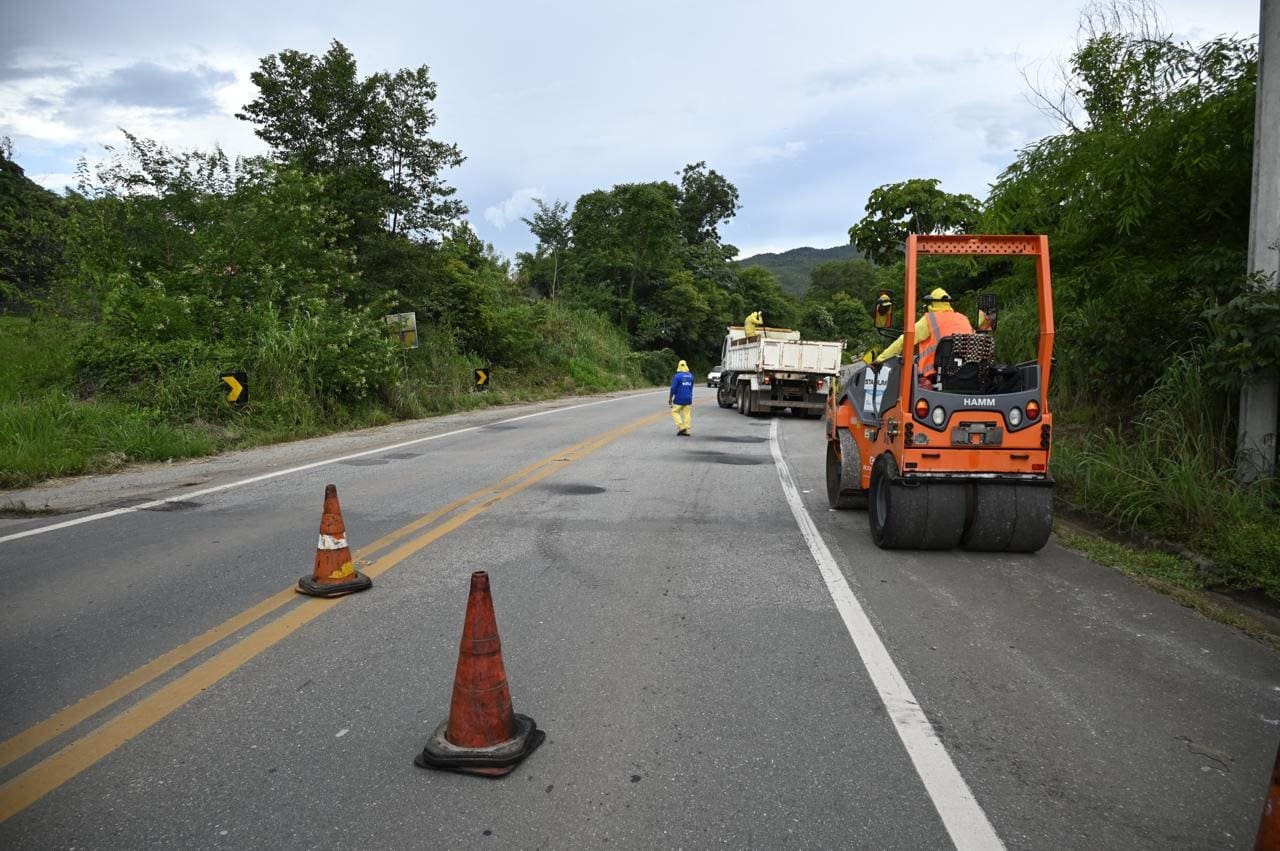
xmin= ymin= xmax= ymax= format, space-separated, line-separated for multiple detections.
xmin=384 ymin=312 xmax=419 ymax=349
xmin=473 ymin=368 xmax=490 ymax=391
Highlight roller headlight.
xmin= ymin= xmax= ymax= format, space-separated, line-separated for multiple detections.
xmin=1009 ymin=407 xmax=1023 ymax=427
xmin=931 ymin=406 xmax=945 ymax=427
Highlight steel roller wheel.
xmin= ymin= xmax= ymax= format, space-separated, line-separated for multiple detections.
xmin=962 ymin=483 xmax=1054 ymax=552
xmin=869 ymin=454 xmax=966 ymax=550
xmin=826 ymin=431 xmax=868 ymax=510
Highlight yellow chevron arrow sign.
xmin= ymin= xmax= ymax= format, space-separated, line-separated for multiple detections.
xmin=220 ymin=372 xmax=248 ymax=406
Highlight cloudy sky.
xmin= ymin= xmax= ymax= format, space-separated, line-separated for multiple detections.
xmin=0 ymin=1 xmax=1261 ymax=260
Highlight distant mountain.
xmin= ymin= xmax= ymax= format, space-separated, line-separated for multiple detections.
xmin=735 ymin=243 xmax=863 ymax=297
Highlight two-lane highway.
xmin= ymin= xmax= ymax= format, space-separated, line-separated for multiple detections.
xmin=1 ymin=389 xmax=1277 ymax=848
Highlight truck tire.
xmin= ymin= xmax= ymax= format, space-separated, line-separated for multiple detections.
xmin=717 ymin=376 xmax=735 ymax=408
xmin=826 ymin=431 xmax=868 ymax=510
xmin=869 ymin=454 xmax=965 ymax=549
xmin=737 ymin=385 xmax=747 ymax=414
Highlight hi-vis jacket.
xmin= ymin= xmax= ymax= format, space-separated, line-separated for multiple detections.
xmin=875 ymin=305 xmax=974 ymax=376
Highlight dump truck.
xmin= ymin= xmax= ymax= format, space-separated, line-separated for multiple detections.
xmin=716 ymin=325 xmax=844 ymax=417
xmin=824 ymin=234 xmax=1055 ymax=552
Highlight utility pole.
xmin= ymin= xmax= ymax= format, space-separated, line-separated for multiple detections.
xmin=1239 ymin=0 xmax=1280 ymax=483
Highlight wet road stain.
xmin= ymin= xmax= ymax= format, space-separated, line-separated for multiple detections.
xmin=541 ymin=483 xmax=607 ymax=495
xmin=685 ymin=450 xmax=768 ymax=466
xmin=143 ymin=500 xmax=201 ymax=511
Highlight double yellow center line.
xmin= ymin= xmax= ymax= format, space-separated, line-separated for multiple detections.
xmin=0 ymin=408 xmax=666 ymax=822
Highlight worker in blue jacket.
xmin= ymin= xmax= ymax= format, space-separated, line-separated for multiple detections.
xmin=669 ymin=359 xmax=694 ymax=436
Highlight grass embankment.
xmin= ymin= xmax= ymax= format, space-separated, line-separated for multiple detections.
xmin=0 ymin=311 xmax=660 ymax=489
xmin=1050 ymin=355 xmax=1280 ymax=606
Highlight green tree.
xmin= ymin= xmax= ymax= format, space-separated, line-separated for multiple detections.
xmin=0 ymin=147 xmax=67 ymax=311
xmin=806 ymin=258 xmax=879 ymax=305
xmin=730 ymin=266 xmax=798 ymax=331
xmin=984 ymin=31 xmax=1257 ymax=401
xmin=237 ymin=40 xmax=464 ymax=242
xmin=568 ymin=181 xmax=681 ymax=330
xmin=676 ymin=161 xmax=740 ymax=246
xmin=849 ymin=178 xmax=981 ymax=265
xmin=521 ymin=198 xmax=570 ymax=299
xmin=376 ymin=66 xmax=467 ymax=236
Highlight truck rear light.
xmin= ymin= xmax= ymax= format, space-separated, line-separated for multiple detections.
xmin=762 ymin=375 xmax=772 ymax=385
xmin=914 ymin=399 xmax=929 ymax=419
xmin=1026 ymin=400 xmax=1040 ymax=420
xmin=816 ymin=378 xmax=825 ymax=390
xmin=1032 ymin=463 xmax=1046 ymax=471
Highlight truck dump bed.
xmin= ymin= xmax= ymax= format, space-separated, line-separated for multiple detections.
xmin=723 ymin=327 xmax=843 ymax=375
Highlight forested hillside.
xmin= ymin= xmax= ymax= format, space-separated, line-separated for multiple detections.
xmin=736 ymin=244 xmax=862 ymax=297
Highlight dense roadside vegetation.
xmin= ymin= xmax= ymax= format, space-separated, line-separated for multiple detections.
xmin=2 ymin=16 xmax=1277 ymax=601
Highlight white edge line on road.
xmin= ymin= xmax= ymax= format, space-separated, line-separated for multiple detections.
xmin=0 ymin=392 xmax=660 ymax=545
xmin=768 ymin=418 xmax=1004 ymax=851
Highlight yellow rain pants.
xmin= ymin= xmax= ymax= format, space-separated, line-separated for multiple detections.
xmin=670 ymin=404 xmax=692 ymax=434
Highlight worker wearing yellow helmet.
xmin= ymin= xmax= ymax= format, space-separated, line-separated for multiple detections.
xmin=873 ymin=292 xmax=893 ymax=329
xmin=873 ymin=287 xmax=973 ymax=383
xmin=669 ymin=359 xmax=694 ymax=436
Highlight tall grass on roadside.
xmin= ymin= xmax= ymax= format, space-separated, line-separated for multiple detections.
xmin=0 ymin=302 xmax=654 ymax=489
xmin=1053 ymin=351 xmax=1280 ymax=599
xmin=0 ymin=390 xmax=213 ymax=488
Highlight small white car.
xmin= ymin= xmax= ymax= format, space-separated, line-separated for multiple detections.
xmin=707 ymin=365 xmax=724 ymax=387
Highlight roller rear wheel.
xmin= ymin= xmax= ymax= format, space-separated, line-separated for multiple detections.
xmin=869 ymin=454 xmax=965 ymax=550
xmin=962 ymin=484 xmax=1054 ymax=552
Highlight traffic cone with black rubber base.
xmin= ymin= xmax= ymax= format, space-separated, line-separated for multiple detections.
xmin=415 ymin=571 xmax=544 ymax=777
xmin=1256 ymin=740 xmax=1280 ymax=850
xmin=296 ymin=484 xmax=372 ymax=598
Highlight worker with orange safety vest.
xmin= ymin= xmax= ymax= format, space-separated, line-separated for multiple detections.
xmin=872 ymin=287 xmax=973 ymax=385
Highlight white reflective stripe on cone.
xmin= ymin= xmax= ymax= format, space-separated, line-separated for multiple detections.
xmin=317 ymin=534 xmax=348 ymax=550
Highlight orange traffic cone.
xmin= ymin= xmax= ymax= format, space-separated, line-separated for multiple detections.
xmin=296 ymin=484 xmax=372 ymax=598
xmin=415 ymin=571 xmax=544 ymax=777
xmin=1257 ymin=741 xmax=1280 ymax=850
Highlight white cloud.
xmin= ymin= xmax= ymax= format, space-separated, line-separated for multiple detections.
xmin=0 ymin=0 xmax=1261 ymax=260
xmin=740 ymin=141 xmax=807 ymax=167
xmin=483 ymin=187 xmax=542 ymax=230
xmin=30 ymin=171 xmax=78 ymax=192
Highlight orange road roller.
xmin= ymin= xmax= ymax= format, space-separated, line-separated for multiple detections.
xmin=825 ymin=234 xmax=1055 ymax=552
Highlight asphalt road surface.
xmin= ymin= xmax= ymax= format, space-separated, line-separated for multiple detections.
xmin=1 ymin=389 xmax=1277 ymax=849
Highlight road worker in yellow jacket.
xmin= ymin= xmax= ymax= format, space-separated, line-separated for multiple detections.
xmin=669 ymin=359 xmax=694 ymax=436
xmin=744 ymin=310 xmax=764 ymax=337
xmin=873 ymin=288 xmax=973 ymax=383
